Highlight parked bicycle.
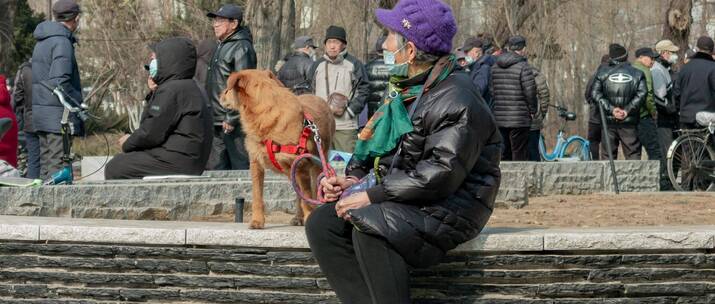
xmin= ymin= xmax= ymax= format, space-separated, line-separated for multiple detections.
xmin=539 ymin=105 xmax=591 ymax=161
xmin=666 ymin=111 xmax=715 ymax=191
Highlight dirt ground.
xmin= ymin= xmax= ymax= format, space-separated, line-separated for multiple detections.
xmin=235 ymin=192 xmax=715 ymax=228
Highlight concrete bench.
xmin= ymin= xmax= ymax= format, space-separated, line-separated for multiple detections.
xmin=0 ymin=160 xmax=659 ymax=221
xmin=0 ymin=215 xmax=714 ymax=303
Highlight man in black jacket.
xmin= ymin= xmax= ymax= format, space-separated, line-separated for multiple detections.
xmin=105 ymin=38 xmax=212 ymax=180
xmin=305 ymin=1 xmax=501 ymax=302
xmin=363 ymin=36 xmax=390 ymax=124
xmin=585 ymin=55 xmax=610 ymax=160
xmin=31 ymin=0 xmax=83 ymax=179
xmin=277 ymin=36 xmax=316 ymax=95
xmin=12 ymin=61 xmax=40 ymax=178
xmin=205 ymin=4 xmax=257 ymax=170
xmin=673 ymin=36 xmax=715 ymax=130
xmin=591 ymin=43 xmax=647 ymax=160
xmin=490 ymin=35 xmax=537 ymax=161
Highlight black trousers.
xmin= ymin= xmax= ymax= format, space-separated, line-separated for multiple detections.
xmin=104 ymin=151 xmax=190 ymax=179
xmin=24 ymin=131 xmax=41 ymax=179
xmin=601 ymin=125 xmax=641 ymax=160
xmin=587 ymin=122 xmax=602 ymax=160
xmin=305 ymin=203 xmax=411 ymax=304
xmin=499 ymin=127 xmax=529 ymax=161
xmin=637 ymin=116 xmax=663 ymax=161
xmin=206 ymin=126 xmax=249 ymax=170
xmin=37 ymin=131 xmax=66 ymax=179
xmin=527 ymin=129 xmax=541 ymax=161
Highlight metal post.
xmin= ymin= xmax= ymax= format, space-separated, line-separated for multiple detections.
xmin=598 ymin=102 xmax=620 ymax=194
xmin=234 ymin=198 xmax=245 ymax=223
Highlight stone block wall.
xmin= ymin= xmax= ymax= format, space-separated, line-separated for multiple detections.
xmin=1 ymin=243 xmax=715 ymax=303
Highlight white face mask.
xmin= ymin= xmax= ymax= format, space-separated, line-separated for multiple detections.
xmin=668 ymin=53 xmax=679 ymax=64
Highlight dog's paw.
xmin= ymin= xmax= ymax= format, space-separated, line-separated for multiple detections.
xmin=290 ymin=216 xmax=304 ymax=226
xmin=249 ymin=219 xmax=265 ymax=229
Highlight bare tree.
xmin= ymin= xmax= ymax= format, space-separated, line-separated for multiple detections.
xmin=245 ymin=0 xmax=296 ymax=70
xmin=662 ymin=0 xmax=693 ymax=57
xmin=0 ymin=0 xmax=16 ymax=76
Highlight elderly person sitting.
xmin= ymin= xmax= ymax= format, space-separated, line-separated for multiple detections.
xmin=304 ymin=0 xmax=502 ymax=303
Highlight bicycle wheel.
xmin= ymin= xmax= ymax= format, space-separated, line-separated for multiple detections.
xmin=667 ymin=135 xmax=715 ymax=191
xmin=562 ymin=138 xmax=591 ymax=161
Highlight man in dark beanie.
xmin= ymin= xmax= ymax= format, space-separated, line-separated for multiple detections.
xmin=591 ymin=43 xmax=647 ymax=160
xmin=490 ymin=35 xmax=537 ymax=161
xmin=30 ymin=0 xmax=83 ymax=179
xmin=204 ymin=4 xmax=256 ymax=170
xmin=308 ymin=25 xmax=369 ymax=153
xmin=673 ymin=36 xmax=715 ymax=129
xmin=305 ymin=0 xmax=501 ymax=302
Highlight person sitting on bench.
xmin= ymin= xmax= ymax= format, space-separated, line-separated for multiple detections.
xmin=104 ymin=37 xmax=213 ymax=179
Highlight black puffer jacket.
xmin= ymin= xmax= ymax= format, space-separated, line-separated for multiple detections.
xmin=490 ymin=52 xmax=537 ymax=128
xmin=591 ymin=61 xmax=647 ymax=125
xmin=365 ymin=58 xmax=390 ymax=118
xmin=205 ymin=26 xmax=257 ymax=126
xmin=122 ymin=38 xmax=213 ymax=174
xmin=277 ymin=52 xmax=314 ymax=95
xmin=345 ymin=67 xmax=502 ymax=268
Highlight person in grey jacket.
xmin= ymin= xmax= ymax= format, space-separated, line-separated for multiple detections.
xmin=30 ymin=0 xmax=83 ymax=179
xmin=205 ymin=4 xmax=257 ymax=170
xmin=308 ymin=25 xmax=370 ymax=153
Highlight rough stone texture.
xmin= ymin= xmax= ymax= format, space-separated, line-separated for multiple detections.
xmin=1 ymin=241 xmax=715 ymax=303
xmin=3 ymin=161 xmax=659 ymax=221
xmin=0 ymin=224 xmax=38 ymax=241
xmin=39 ymin=225 xmax=186 ymax=245
xmin=544 ymin=229 xmax=715 ymax=250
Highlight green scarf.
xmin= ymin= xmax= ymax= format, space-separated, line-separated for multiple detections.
xmin=353 ymin=55 xmax=457 ymax=161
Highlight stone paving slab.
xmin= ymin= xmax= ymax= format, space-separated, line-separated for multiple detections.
xmin=2 ymin=215 xmax=715 ymax=252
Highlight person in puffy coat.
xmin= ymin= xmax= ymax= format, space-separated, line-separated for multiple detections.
xmin=490 ymin=35 xmax=537 ymax=161
xmin=304 ymin=1 xmax=501 ymax=303
xmin=104 ymin=38 xmax=213 ymax=179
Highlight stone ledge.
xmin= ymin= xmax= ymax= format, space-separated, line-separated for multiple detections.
xmin=1 ymin=216 xmax=714 ymax=252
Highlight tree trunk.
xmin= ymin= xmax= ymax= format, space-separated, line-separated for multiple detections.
xmin=245 ymin=0 xmax=296 ymax=70
xmin=0 ymin=0 xmax=16 ymax=76
xmin=662 ymin=0 xmax=692 ymax=59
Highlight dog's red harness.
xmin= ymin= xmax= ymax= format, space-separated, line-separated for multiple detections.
xmin=263 ymin=124 xmax=312 ymax=173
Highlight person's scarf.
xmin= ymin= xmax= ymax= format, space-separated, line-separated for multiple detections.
xmin=353 ymin=55 xmax=457 ymax=161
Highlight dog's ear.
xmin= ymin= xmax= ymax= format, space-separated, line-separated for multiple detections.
xmin=226 ymin=72 xmax=242 ymax=92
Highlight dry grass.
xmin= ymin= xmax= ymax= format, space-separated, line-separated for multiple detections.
xmin=73 ymin=132 xmax=124 ymax=157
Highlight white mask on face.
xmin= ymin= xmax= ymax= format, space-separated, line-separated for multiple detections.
xmin=668 ymin=53 xmax=679 ymax=64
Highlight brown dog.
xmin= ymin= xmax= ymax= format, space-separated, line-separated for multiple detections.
xmin=220 ymin=69 xmax=335 ymax=229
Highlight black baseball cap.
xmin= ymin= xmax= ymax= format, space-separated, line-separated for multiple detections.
xmin=462 ymin=37 xmax=483 ymax=52
xmin=635 ymin=47 xmax=658 ymax=58
xmin=207 ymin=4 xmax=243 ymax=20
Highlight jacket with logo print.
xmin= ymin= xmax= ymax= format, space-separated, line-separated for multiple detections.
xmin=591 ymin=61 xmax=647 ymax=125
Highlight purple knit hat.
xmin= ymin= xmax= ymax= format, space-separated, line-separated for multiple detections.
xmin=375 ymin=0 xmax=457 ymax=55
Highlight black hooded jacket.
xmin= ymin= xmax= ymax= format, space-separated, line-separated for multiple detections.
xmin=344 ymin=68 xmax=502 ymax=268
xmin=490 ymin=52 xmax=537 ymax=128
xmin=122 ymin=37 xmax=213 ymax=174
xmin=277 ymin=51 xmax=314 ymax=94
xmin=205 ymin=26 xmax=257 ymax=126
xmin=673 ymin=52 xmax=715 ymax=124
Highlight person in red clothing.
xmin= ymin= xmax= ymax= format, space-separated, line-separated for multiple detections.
xmin=0 ymin=74 xmax=19 ymax=168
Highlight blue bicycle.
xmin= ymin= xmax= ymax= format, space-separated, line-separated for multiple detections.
xmin=539 ymin=105 xmax=591 ymax=161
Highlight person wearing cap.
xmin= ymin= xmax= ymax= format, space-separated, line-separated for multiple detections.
xmin=591 ymin=43 xmax=647 ymax=160
xmin=30 ymin=0 xmax=83 ymax=179
xmin=105 ymin=38 xmax=213 ymax=180
xmin=490 ymin=35 xmax=537 ymax=161
xmin=463 ymin=36 xmax=496 ymax=108
xmin=305 ymin=0 xmax=501 ymax=302
xmin=673 ymin=36 xmax=715 ymax=130
xmin=277 ymin=36 xmax=317 ymax=95
xmin=307 ymin=25 xmax=369 ymax=153
xmin=362 ymin=35 xmax=391 ymax=125
xmin=204 ymin=4 xmax=257 ymax=170
xmin=652 ymin=40 xmax=679 ymax=163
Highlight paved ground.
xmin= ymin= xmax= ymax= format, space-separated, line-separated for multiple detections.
xmin=224 ymin=192 xmax=715 ymax=228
